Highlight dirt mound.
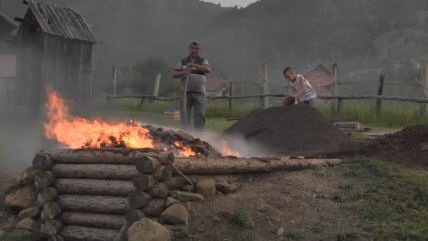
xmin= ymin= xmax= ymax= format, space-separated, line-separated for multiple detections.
xmin=359 ymin=125 xmax=428 ymax=166
xmin=223 ymin=105 xmax=352 ymax=156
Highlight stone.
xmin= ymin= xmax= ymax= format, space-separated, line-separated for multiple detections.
xmin=128 ymin=218 xmax=171 ymax=241
xmin=421 ymin=142 xmax=428 ymax=152
xmin=48 ymin=235 xmax=65 ymax=241
xmin=170 ymin=191 xmax=204 ymax=202
xmin=143 ymin=199 xmax=166 ymax=217
xmin=195 ymin=179 xmax=216 ymax=197
xmin=215 ymin=182 xmax=240 ymax=194
xmin=165 ymin=197 xmax=180 ymax=207
xmin=164 ymin=225 xmax=189 ymax=239
xmin=277 ymin=227 xmax=285 ymax=236
xmin=16 ymin=167 xmax=41 ymax=185
xmin=42 ymin=202 xmax=62 ymax=219
xmin=118 ymin=224 xmax=130 ymax=241
xmin=4 ymin=185 xmax=37 ymax=209
xmin=18 ymin=206 xmax=41 ymax=220
xmin=160 ymin=204 xmax=189 ymax=225
xmin=40 ymin=219 xmax=62 ymax=236
xmin=16 ymin=218 xmax=40 ymax=232
xmin=0 ymin=229 xmax=44 ymax=241
xmin=149 ymin=183 xmax=169 ymax=199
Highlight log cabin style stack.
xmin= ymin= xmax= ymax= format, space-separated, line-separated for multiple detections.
xmin=5 ymin=149 xmax=192 ymax=241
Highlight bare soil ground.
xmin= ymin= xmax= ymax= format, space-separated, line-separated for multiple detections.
xmin=185 ymin=162 xmax=371 ymax=241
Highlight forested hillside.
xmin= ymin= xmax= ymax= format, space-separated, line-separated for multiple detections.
xmin=2 ymin=0 xmax=428 ymax=94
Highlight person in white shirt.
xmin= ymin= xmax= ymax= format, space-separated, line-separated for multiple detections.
xmin=282 ymin=66 xmax=317 ymax=107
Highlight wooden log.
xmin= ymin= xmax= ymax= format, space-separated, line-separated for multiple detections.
xmin=59 ymin=195 xmax=128 ymax=214
xmin=133 ymin=175 xmax=156 ymax=191
xmin=42 ymin=202 xmax=62 ymax=219
xmin=47 ymin=149 xmax=172 ymax=164
xmin=157 ymin=152 xmax=175 ymax=164
xmin=33 ymin=153 xmax=53 ymax=170
xmin=61 ymin=212 xmax=126 ymax=229
xmin=149 ymin=183 xmax=169 ymax=199
xmin=153 ymin=165 xmax=172 ymax=182
xmin=61 ymin=225 xmax=120 ymax=241
xmin=52 ymin=164 xmax=138 ymax=180
xmin=41 ymin=219 xmax=62 ymax=235
xmin=136 ymin=156 xmax=161 ymax=174
xmin=128 ymin=191 xmax=151 ymax=209
xmin=38 ymin=187 xmax=58 ymax=205
xmin=55 ymin=179 xmax=135 ymax=196
xmin=34 ymin=171 xmax=55 ymax=191
xmin=125 ymin=209 xmax=145 ymax=223
xmin=173 ymin=157 xmax=343 ymax=175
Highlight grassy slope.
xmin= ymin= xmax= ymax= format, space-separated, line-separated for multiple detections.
xmin=334 ymin=159 xmax=428 ymax=240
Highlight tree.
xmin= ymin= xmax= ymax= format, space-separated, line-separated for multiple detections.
xmin=127 ymin=57 xmax=179 ymax=96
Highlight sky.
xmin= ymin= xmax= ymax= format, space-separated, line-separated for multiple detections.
xmin=204 ymin=0 xmax=259 ymax=7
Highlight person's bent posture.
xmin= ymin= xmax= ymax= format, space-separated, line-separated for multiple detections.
xmin=173 ymin=41 xmax=211 ymax=130
xmin=282 ymin=66 xmax=317 ymax=107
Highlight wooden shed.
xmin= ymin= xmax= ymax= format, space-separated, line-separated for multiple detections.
xmin=304 ymin=64 xmax=337 ymax=96
xmin=0 ymin=10 xmax=18 ymax=40
xmin=15 ymin=0 xmax=96 ymax=114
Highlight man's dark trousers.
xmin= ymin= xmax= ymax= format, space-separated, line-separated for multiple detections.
xmin=180 ymin=91 xmax=206 ymax=130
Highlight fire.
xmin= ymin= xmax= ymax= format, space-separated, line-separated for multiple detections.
xmin=173 ymin=141 xmax=197 ymax=157
xmin=219 ymin=139 xmax=241 ymax=157
xmin=44 ymin=89 xmax=198 ymax=157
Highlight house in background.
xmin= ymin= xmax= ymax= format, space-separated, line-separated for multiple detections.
xmin=15 ymin=0 xmax=96 ymax=115
xmin=0 ymin=55 xmax=16 ymax=108
xmin=205 ymin=79 xmax=233 ymax=97
xmin=0 ymin=10 xmax=18 ymax=41
xmin=0 ymin=11 xmax=18 ymax=109
xmin=303 ymin=63 xmax=337 ymax=96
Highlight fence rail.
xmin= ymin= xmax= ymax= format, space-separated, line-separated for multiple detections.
xmin=106 ymin=94 xmax=428 ymax=103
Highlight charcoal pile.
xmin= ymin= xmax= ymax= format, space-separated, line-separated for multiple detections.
xmin=145 ymin=126 xmax=221 ymax=157
xmin=358 ymin=125 xmax=428 ymax=166
xmin=224 ymin=105 xmax=352 ymax=156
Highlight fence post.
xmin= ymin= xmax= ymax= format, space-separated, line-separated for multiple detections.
xmin=112 ymin=66 xmax=118 ymax=96
xmin=376 ymin=74 xmax=385 ymax=117
xmin=422 ymin=61 xmax=428 ymax=114
xmin=228 ymin=82 xmax=233 ymax=111
xmin=153 ymin=73 xmax=162 ymax=98
xmin=332 ymin=63 xmax=339 ymax=112
xmin=336 ymin=98 xmax=343 ymax=121
xmin=260 ymin=62 xmax=269 ymax=109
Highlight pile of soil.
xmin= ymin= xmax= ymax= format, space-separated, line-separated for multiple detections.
xmin=359 ymin=125 xmax=428 ymax=166
xmin=224 ymin=105 xmax=352 ymax=156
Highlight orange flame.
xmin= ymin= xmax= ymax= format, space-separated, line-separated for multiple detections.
xmin=44 ymin=89 xmax=198 ymax=157
xmin=219 ymin=139 xmax=241 ymax=157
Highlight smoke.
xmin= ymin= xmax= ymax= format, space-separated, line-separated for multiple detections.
xmin=0 ymin=113 xmax=50 ymax=176
xmin=189 ymin=129 xmax=270 ymax=158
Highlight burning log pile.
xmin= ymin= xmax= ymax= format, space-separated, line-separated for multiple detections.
xmin=3 ymin=147 xmax=342 ymax=241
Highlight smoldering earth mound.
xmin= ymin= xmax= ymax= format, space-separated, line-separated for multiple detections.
xmin=223 ymin=105 xmax=352 ymax=156
xmin=358 ymin=125 xmax=428 ymax=167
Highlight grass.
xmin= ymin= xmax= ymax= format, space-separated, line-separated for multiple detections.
xmin=318 ymin=101 xmax=428 ymax=128
xmin=335 ymin=159 xmax=428 ymax=240
xmin=115 ymin=98 xmax=428 ymax=132
xmin=230 ymin=203 xmax=254 ymax=229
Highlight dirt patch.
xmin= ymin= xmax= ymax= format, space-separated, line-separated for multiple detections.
xmin=187 ymin=164 xmax=364 ymax=241
xmin=357 ymin=125 xmax=428 ymax=167
xmin=223 ymin=105 xmax=352 ymax=156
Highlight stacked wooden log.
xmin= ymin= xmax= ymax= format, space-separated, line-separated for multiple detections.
xmin=4 ymin=148 xmax=342 ymax=241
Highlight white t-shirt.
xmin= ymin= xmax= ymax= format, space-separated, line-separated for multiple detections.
xmin=287 ymin=74 xmax=317 ymax=102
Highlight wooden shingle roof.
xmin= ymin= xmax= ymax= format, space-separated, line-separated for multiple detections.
xmin=25 ymin=0 xmax=96 ymax=43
